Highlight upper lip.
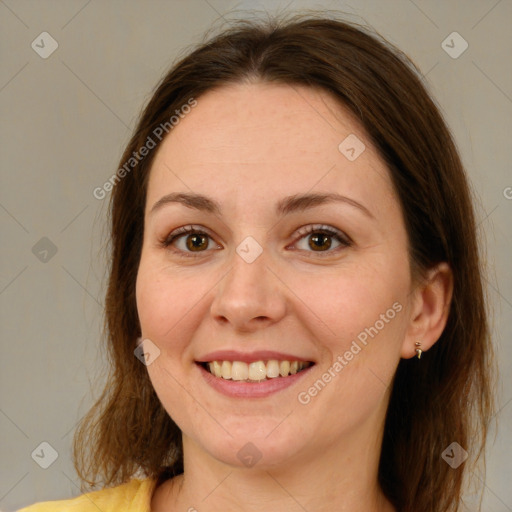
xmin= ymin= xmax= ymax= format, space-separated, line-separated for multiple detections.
xmin=196 ymin=350 xmax=315 ymax=364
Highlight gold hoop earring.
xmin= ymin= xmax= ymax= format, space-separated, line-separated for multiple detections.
xmin=415 ymin=341 xmax=423 ymax=359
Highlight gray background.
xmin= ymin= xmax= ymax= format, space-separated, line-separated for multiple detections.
xmin=1 ymin=0 xmax=511 ymax=510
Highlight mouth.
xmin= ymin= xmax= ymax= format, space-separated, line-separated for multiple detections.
xmin=197 ymin=359 xmax=314 ymax=382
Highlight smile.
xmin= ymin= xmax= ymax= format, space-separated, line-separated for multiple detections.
xmin=200 ymin=360 xmax=313 ymax=382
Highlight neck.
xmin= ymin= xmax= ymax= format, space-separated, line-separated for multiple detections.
xmin=152 ymin=413 xmax=396 ymax=512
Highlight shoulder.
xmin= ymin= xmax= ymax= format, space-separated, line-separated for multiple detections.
xmin=17 ymin=477 xmax=158 ymax=512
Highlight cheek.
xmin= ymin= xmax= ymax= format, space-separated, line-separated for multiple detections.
xmin=287 ymin=259 xmax=408 ymax=342
xmin=135 ymin=256 xmax=225 ymax=378
xmin=286 ymin=259 xmax=409 ymax=414
xmin=136 ymin=258 xmax=199 ymax=343
xmin=135 ymin=261 xmax=206 ymax=431
xmin=293 ymin=271 xmax=406 ymax=435
xmin=136 ymin=275 xmax=170 ymax=339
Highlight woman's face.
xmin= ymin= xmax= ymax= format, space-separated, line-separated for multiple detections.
xmin=136 ymin=82 xmax=415 ymax=469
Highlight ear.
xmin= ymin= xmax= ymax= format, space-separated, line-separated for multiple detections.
xmin=401 ymin=262 xmax=454 ymax=359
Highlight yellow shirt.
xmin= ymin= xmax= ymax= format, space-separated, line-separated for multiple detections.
xmin=17 ymin=478 xmax=158 ymax=512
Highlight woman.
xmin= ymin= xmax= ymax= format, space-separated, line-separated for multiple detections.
xmin=20 ymin=12 xmax=496 ymax=512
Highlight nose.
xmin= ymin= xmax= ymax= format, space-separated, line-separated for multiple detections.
xmin=209 ymin=245 xmax=287 ymax=333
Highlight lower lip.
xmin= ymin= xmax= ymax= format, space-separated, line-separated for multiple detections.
xmin=197 ymin=363 xmax=314 ymax=398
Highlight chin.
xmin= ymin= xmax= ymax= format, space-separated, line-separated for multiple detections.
xmin=192 ymin=422 xmax=309 ymax=470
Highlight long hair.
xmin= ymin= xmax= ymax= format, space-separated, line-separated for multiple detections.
xmin=73 ymin=12 xmax=496 ymax=511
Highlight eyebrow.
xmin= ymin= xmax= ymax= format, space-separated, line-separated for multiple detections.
xmin=149 ymin=191 xmax=374 ymax=219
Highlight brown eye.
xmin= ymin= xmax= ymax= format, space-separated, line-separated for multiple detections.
xmin=308 ymin=233 xmax=333 ymax=251
xmin=162 ymin=225 xmax=220 ymax=257
xmin=185 ymin=233 xmax=209 ymax=251
xmin=293 ymin=224 xmax=351 ymax=255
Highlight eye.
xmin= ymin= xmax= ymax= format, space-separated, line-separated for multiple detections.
xmin=161 ymin=223 xmax=351 ymax=258
xmin=291 ymin=224 xmax=351 ymax=255
xmin=161 ymin=225 xmax=220 ymax=257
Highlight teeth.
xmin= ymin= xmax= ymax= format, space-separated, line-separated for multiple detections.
xmin=212 ymin=360 xmax=222 ymax=378
xmin=221 ymin=361 xmax=232 ymax=380
xmin=249 ymin=361 xmax=267 ymax=381
xmin=204 ymin=359 xmax=310 ymax=381
xmin=279 ymin=360 xmax=290 ymax=377
xmin=266 ymin=360 xmax=280 ymax=378
xmin=232 ymin=361 xmax=248 ymax=381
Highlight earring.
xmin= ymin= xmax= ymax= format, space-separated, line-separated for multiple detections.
xmin=415 ymin=341 xmax=423 ymax=359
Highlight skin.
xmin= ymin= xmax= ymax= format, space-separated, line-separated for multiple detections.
xmin=135 ymin=82 xmax=453 ymax=512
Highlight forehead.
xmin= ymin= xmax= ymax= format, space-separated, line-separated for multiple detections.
xmin=146 ymin=82 xmax=395 ymax=214
xmin=157 ymin=82 xmax=367 ymax=163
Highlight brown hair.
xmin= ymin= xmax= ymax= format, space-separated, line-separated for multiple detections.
xmin=74 ymin=11 xmax=496 ymax=511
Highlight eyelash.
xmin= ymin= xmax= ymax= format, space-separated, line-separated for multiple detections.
xmin=160 ymin=224 xmax=352 ymax=258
